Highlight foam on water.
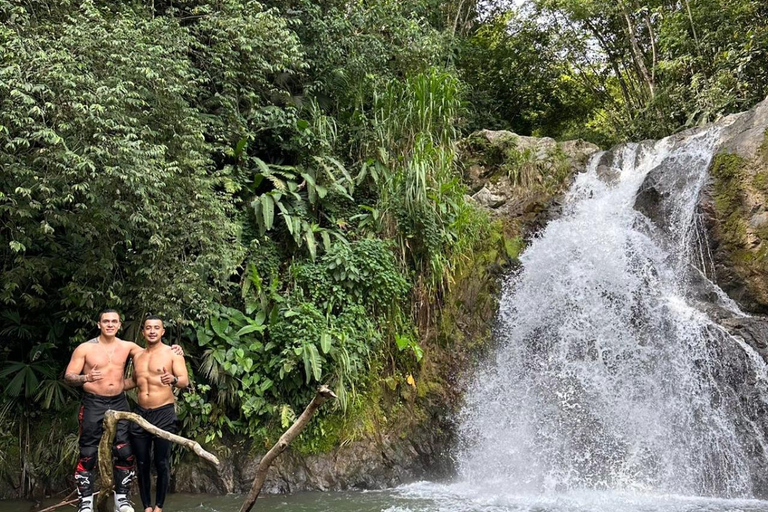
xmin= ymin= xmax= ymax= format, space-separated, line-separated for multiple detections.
xmin=392 ymin=481 xmax=768 ymax=512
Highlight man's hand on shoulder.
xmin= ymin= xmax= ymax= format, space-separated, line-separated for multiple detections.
xmin=170 ymin=344 xmax=184 ymax=356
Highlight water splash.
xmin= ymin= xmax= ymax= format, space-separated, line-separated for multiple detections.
xmin=457 ymin=129 xmax=766 ymax=498
xmin=393 ymin=482 xmax=768 ymax=512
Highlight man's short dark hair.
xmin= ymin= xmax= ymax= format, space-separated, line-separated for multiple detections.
xmin=143 ymin=315 xmax=164 ymax=328
xmin=98 ymin=309 xmax=120 ymax=322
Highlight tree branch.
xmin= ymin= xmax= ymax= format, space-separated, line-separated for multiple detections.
xmin=239 ymin=385 xmax=337 ymax=512
xmin=95 ymin=410 xmax=219 ymax=512
xmin=35 ymin=490 xmax=81 ymax=512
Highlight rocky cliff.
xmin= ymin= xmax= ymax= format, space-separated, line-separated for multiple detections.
xmin=629 ymin=98 xmax=768 ymax=354
xmin=703 ymin=99 xmax=768 ymax=315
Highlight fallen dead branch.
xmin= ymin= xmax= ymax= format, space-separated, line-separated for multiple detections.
xmin=35 ymin=489 xmax=80 ymax=512
xmin=96 ymin=410 xmax=219 ymax=512
xmin=239 ymin=385 xmax=337 ymax=512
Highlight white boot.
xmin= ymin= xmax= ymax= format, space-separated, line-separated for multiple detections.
xmin=77 ymin=495 xmax=94 ymax=512
xmin=114 ymin=492 xmax=134 ymax=512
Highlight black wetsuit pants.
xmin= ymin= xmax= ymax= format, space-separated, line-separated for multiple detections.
xmin=75 ymin=393 xmax=135 ymax=498
xmin=130 ymin=403 xmax=178 ymax=510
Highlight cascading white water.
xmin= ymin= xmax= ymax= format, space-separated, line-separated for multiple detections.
xmin=456 ymin=129 xmax=767 ymax=499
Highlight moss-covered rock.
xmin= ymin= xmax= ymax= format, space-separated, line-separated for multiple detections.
xmin=702 ymin=131 xmax=768 ymax=314
xmin=459 ymin=129 xmax=599 ymax=240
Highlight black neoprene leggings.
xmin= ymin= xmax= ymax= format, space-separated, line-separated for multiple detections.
xmin=132 ymin=434 xmax=172 ymax=509
xmin=129 ymin=403 xmax=178 ymax=510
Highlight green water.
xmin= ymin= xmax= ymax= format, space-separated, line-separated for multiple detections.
xmin=4 ymin=483 xmax=768 ymax=512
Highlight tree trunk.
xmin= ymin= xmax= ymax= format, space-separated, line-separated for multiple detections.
xmin=95 ymin=410 xmax=219 ymax=512
xmin=583 ymin=18 xmax=637 ymax=112
xmin=683 ymin=0 xmax=700 ymax=51
xmin=621 ymin=5 xmax=655 ymax=100
xmin=642 ymin=14 xmax=657 ymax=86
xmin=239 ymin=385 xmax=337 ymax=512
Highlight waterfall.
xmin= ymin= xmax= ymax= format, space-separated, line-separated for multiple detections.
xmin=456 ymin=128 xmax=768 ymax=499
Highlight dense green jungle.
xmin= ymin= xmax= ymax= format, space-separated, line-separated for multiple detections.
xmin=1 ymin=0 xmax=767 ymax=500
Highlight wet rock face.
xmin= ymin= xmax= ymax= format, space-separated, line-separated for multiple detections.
xmin=721 ymin=317 xmax=768 ymax=361
xmin=713 ymin=323 xmax=768 ymax=496
xmin=173 ymin=422 xmax=455 ymax=494
xmin=627 ymin=97 xmax=768 ymax=315
xmin=702 ymin=99 xmax=768 ymax=315
xmin=633 ymin=171 xmax=673 ymax=234
xmin=718 ymin=314 xmax=768 ymax=496
xmin=698 ymin=175 xmax=768 ymax=315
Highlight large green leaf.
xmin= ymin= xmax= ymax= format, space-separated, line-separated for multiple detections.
xmin=236 ymin=324 xmax=265 ymax=337
xmin=253 ymin=311 xmax=266 ymax=326
xmin=321 ymin=231 xmax=331 ymax=252
xmin=0 ymin=361 xmax=26 ymax=380
xmin=3 ymin=364 xmax=38 ymax=398
xmin=302 ymin=343 xmax=322 ymax=384
xmin=262 ymin=194 xmax=275 ymax=230
xmin=319 ymin=332 xmax=332 ymax=354
xmin=282 ymin=212 xmax=295 ymax=236
xmin=210 ymin=316 xmax=229 ymax=338
xmin=196 ymin=328 xmax=213 ymax=345
xmin=305 ymin=229 xmax=317 ymax=261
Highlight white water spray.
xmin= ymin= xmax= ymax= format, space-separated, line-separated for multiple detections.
xmin=456 ymin=129 xmax=766 ymax=499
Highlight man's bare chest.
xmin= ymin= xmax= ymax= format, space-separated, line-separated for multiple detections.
xmin=84 ymin=343 xmax=130 ymax=369
xmin=135 ymin=350 xmax=172 ymax=377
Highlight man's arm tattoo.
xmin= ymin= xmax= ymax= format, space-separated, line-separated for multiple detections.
xmin=64 ymin=372 xmax=88 ymax=386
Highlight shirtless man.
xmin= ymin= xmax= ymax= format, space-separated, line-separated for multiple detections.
xmin=124 ymin=316 xmax=188 ymax=512
xmin=65 ymin=310 xmax=183 ymax=512
xmin=64 ymin=310 xmax=143 ymax=512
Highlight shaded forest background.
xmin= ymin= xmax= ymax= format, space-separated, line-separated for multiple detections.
xmin=1 ymin=0 xmax=767 ymax=497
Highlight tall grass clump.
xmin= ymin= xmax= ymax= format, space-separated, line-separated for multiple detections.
xmin=365 ymin=68 xmax=490 ymax=308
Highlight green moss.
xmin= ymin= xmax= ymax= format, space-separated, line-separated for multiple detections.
xmin=462 ymin=132 xmax=516 ymax=167
xmin=433 ymin=218 xmax=508 ymax=354
xmin=292 ymin=413 xmax=345 ymax=455
xmin=711 ymin=153 xmax=744 ymax=181
xmin=710 ymin=153 xmax=747 ymax=249
xmin=733 ymin=249 xmax=757 ymax=264
xmin=709 ymin=150 xmax=768 ymax=310
xmin=291 ymin=394 xmax=383 ymax=455
xmin=714 ymin=194 xmax=736 ymax=213
xmin=754 ymin=170 xmax=768 ymax=191
xmin=504 ymin=236 xmax=525 ymax=261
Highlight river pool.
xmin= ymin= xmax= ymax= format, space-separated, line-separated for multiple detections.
xmin=4 ymin=482 xmax=768 ymax=512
